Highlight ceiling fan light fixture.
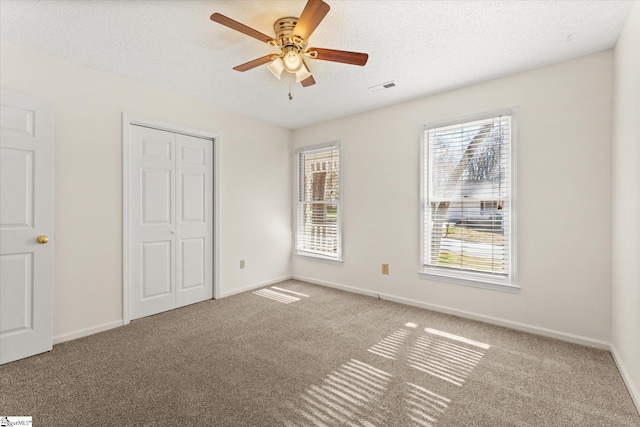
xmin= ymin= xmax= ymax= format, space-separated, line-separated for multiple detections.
xmin=283 ymin=47 xmax=303 ymax=73
xmin=267 ymin=58 xmax=285 ymax=79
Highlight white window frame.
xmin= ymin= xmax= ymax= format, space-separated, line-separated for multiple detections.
xmin=294 ymin=141 xmax=343 ymax=262
xmin=419 ymin=108 xmax=518 ymax=293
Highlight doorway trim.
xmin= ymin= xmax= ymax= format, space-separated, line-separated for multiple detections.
xmin=121 ymin=113 xmax=220 ymax=325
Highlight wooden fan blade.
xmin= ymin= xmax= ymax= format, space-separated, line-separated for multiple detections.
xmin=210 ymin=13 xmax=273 ymax=44
xmin=301 ymin=75 xmax=316 ymax=87
xmin=292 ymin=0 xmax=330 ymax=41
xmin=309 ymin=48 xmax=369 ymax=66
xmin=233 ymin=55 xmax=277 ymax=72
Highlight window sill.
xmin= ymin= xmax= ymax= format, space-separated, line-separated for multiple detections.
xmin=294 ymin=252 xmax=343 ymax=265
xmin=418 ymin=270 xmax=519 ymax=294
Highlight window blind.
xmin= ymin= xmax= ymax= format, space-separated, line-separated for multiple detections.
xmin=296 ymin=144 xmax=341 ymax=259
xmin=423 ymin=113 xmax=512 ymax=280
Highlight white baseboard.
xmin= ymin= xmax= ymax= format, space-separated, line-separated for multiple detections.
xmin=219 ymin=275 xmax=293 ymax=298
xmin=53 ymin=320 xmax=123 ymax=345
xmin=293 ymin=275 xmax=611 ymax=350
xmin=294 ymin=275 xmax=380 ymax=297
xmin=52 ymin=276 xmax=293 ymax=345
xmin=610 ymin=344 xmax=640 ymax=414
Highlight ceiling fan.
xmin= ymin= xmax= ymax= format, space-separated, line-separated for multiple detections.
xmin=210 ymin=0 xmax=368 ymax=88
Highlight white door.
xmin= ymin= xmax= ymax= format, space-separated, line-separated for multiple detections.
xmin=0 ymin=88 xmax=54 ymax=364
xmin=175 ymin=134 xmax=213 ymax=308
xmin=128 ymin=125 xmax=212 ymax=320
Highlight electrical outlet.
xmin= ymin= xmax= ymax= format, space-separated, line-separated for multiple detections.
xmin=240 ymin=260 xmax=245 ymax=269
xmin=382 ymin=263 xmax=389 ymax=275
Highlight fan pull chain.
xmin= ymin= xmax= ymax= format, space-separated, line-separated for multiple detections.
xmin=288 ymin=76 xmax=293 ymax=100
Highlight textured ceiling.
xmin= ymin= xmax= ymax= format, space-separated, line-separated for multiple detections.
xmin=0 ymin=1 xmax=633 ymax=129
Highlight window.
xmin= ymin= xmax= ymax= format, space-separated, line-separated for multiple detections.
xmin=295 ymin=142 xmax=342 ymax=261
xmin=421 ymin=110 xmax=516 ymax=290
xmin=480 ymin=200 xmax=498 ymax=215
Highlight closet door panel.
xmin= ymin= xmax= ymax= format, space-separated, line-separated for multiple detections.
xmin=175 ymin=134 xmax=213 ymax=308
xmin=129 ymin=126 xmax=176 ymax=320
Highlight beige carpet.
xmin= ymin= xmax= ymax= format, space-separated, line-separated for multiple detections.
xmin=1 ymin=280 xmax=638 ymax=426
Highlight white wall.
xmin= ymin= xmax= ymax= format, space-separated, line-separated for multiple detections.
xmin=293 ymin=51 xmax=613 ymax=345
xmin=612 ymin=0 xmax=640 ymax=409
xmin=0 ymin=41 xmax=292 ymax=341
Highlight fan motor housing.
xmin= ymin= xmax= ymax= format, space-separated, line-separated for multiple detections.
xmin=274 ymin=17 xmax=298 ymax=40
xmin=275 ymin=17 xmax=307 ymax=50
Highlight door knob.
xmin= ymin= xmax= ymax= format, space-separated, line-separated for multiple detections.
xmin=36 ymin=235 xmax=49 ymax=244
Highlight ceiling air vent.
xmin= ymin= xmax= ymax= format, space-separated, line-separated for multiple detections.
xmin=368 ymin=81 xmax=396 ymax=93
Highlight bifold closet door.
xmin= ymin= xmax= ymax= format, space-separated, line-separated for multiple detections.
xmin=175 ymin=133 xmax=212 ymax=308
xmin=129 ymin=125 xmax=212 ymax=320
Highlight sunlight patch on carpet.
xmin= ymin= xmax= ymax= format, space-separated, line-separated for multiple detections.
xmin=282 ymin=323 xmax=491 ymax=425
xmin=292 ymin=359 xmax=393 ymax=426
xmin=424 ymin=328 xmax=490 ymax=350
xmin=252 ymin=288 xmax=300 ymax=304
xmin=367 ymin=328 xmax=411 ymax=360
xmin=408 ymin=333 xmax=486 ymax=386
xmin=404 ymin=382 xmax=450 ymax=427
xmin=271 ymin=286 xmax=310 ymax=297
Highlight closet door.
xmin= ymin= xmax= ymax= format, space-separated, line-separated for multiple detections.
xmin=128 ymin=125 xmax=214 ymax=320
xmin=129 ymin=125 xmax=177 ymax=320
xmin=175 ymin=134 xmax=212 ymax=307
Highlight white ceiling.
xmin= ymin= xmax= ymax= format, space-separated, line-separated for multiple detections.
xmin=0 ymin=1 xmax=633 ymax=129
